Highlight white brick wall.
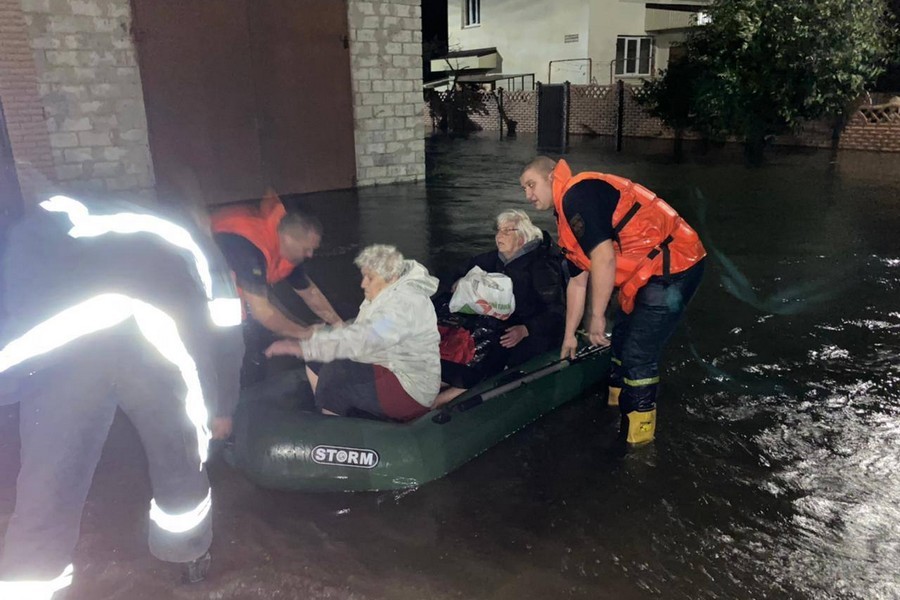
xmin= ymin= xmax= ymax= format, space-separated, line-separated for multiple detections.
xmin=347 ymin=0 xmax=425 ymax=186
xmin=21 ymin=0 xmax=155 ymax=201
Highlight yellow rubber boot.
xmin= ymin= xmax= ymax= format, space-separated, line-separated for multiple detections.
xmin=607 ymin=386 xmax=621 ymax=407
xmin=625 ymin=409 xmax=656 ymax=446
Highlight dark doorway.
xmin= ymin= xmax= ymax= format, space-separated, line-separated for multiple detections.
xmin=422 ymin=0 xmax=448 ymax=84
xmin=131 ymin=0 xmax=356 ymax=205
xmin=0 ymin=97 xmax=24 ymax=231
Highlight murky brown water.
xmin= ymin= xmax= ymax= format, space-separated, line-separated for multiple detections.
xmin=1 ymin=133 xmax=899 ymax=599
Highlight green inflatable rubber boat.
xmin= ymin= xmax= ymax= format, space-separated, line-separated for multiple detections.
xmin=226 ymin=342 xmax=610 ymax=492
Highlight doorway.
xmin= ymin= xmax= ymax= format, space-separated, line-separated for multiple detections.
xmin=131 ymin=0 xmax=357 ymax=205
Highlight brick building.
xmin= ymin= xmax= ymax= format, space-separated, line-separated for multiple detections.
xmin=0 ymin=0 xmax=426 ymax=219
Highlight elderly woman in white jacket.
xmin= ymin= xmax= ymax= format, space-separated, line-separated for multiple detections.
xmin=265 ymin=244 xmax=441 ymax=421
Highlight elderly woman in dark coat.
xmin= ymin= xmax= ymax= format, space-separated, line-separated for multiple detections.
xmin=438 ymin=209 xmax=566 ymax=404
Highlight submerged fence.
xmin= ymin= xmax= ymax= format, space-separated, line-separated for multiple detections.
xmin=424 ymin=85 xmax=900 ymax=153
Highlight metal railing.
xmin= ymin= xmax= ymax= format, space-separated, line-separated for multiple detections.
xmin=548 ymin=58 xmax=592 ymax=84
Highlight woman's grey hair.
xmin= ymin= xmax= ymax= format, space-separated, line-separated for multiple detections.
xmin=497 ymin=209 xmax=542 ymax=244
xmin=354 ymin=244 xmax=405 ymax=281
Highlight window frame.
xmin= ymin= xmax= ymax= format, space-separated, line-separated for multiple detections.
xmin=614 ymin=35 xmax=654 ymax=77
xmin=463 ymin=0 xmax=481 ymax=28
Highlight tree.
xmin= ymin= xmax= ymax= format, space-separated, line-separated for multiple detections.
xmin=638 ymin=0 xmax=897 ymax=158
xmin=424 ymin=48 xmax=490 ymax=135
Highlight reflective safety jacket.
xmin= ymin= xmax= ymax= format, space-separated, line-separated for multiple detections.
xmin=0 ymin=195 xmax=244 ymax=420
xmin=210 ymin=191 xmax=295 ymax=285
xmin=551 ymin=159 xmax=706 ymax=313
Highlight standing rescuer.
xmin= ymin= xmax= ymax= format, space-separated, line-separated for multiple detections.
xmin=520 ymin=156 xmax=706 ymax=446
xmin=210 ymin=190 xmax=343 ymax=385
xmin=0 ymin=195 xmax=244 ymax=598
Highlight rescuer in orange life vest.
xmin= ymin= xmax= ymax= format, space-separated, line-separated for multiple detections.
xmin=211 ymin=190 xmax=344 ymax=384
xmin=520 ymin=156 xmax=706 ymax=446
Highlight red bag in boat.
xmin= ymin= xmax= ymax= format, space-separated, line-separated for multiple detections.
xmin=438 ymin=325 xmax=476 ymax=365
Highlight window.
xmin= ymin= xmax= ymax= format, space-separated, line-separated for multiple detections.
xmin=615 ymin=36 xmax=653 ymax=76
xmin=464 ymin=0 xmax=480 ymax=27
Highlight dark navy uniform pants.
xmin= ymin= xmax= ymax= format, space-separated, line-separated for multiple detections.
xmin=0 ymin=328 xmax=211 ymax=584
xmin=610 ymin=259 xmax=705 ymax=414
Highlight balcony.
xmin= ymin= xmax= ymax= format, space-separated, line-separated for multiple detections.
xmin=644 ymin=2 xmax=711 ymax=33
xmin=430 ymin=47 xmax=500 ymax=75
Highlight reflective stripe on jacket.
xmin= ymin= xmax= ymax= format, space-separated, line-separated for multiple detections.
xmin=551 ymin=159 xmax=706 ymax=313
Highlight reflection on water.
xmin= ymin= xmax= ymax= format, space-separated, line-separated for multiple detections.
xmin=287 ymin=134 xmax=900 ymax=599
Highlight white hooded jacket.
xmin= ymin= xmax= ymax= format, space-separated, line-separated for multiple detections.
xmin=300 ymin=260 xmax=441 ymax=407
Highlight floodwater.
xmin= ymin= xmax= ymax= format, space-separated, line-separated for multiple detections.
xmin=1 ymin=133 xmax=899 ymax=599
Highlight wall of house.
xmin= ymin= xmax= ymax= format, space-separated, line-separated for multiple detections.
xmin=652 ymin=31 xmax=685 ymax=73
xmin=587 ymin=0 xmax=648 ymax=85
xmin=446 ymin=0 xmax=689 ymax=86
xmin=347 ymin=0 xmax=425 ymax=186
xmin=18 ymin=0 xmax=155 ymax=203
xmin=447 ymin=0 xmax=590 ymax=84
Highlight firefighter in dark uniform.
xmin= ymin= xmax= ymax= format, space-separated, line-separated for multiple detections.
xmin=0 ymin=194 xmax=244 ymax=599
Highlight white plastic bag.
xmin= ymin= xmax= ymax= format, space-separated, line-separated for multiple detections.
xmin=448 ymin=266 xmax=515 ymax=320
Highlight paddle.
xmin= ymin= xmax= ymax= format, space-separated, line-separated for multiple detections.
xmin=431 ymin=343 xmax=610 ymax=424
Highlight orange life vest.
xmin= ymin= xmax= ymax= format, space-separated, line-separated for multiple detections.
xmin=551 ymin=159 xmax=706 ymax=313
xmin=210 ymin=190 xmax=296 ymax=286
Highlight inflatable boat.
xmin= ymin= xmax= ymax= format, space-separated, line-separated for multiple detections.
xmin=225 ymin=341 xmax=610 ymax=492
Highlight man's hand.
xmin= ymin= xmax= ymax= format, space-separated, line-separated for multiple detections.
xmin=588 ymin=313 xmax=611 ymax=347
xmin=500 ymin=324 xmax=528 ymax=348
xmin=264 ymin=339 xmax=303 ymax=358
xmin=560 ymin=334 xmax=579 ymax=359
xmin=211 ymin=416 xmax=232 ymax=440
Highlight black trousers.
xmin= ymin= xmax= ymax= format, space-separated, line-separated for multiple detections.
xmin=239 ymin=318 xmax=307 ymax=387
xmin=0 ymin=327 xmax=212 ymax=583
xmin=611 ymin=259 xmax=706 ymax=413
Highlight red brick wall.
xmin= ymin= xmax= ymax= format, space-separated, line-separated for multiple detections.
xmin=465 ymin=90 xmax=501 ymax=132
xmin=839 ymin=112 xmax=900 ymax=152
xmin=569 ymin=84 xmax=615 ymax=135
xmin=496 ymin=89 xmax=536 ymax=134
xmin=0 ymin=0 xmax=54 ymax=206
xmin=424 ymin=89 xmax=536 ymax=134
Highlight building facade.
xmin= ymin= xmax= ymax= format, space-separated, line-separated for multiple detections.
xmin=439 ymin=0 xmax=709 ymax=86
